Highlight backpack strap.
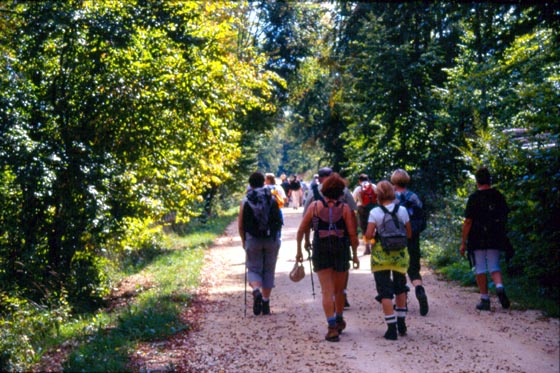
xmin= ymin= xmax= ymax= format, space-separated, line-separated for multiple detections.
xmin=379 ymin=204 xmax=401 ymax=229
xmin=311 ymin=183 xmax=325 ymax=204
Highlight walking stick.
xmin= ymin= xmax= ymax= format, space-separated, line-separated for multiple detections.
xmin=244 ymin=243 xmax=247 ymax=317
xmin=305 ymin=244 xmax=315 ymax=299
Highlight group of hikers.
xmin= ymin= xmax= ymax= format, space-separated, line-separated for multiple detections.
xmin=238 ymin=166 xmax=511 ymax=342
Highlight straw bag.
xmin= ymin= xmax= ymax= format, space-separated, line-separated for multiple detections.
xmin=289 ymin=262 xmax=305 ymax=282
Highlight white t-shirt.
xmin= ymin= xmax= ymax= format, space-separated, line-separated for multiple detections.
xmin=368 ymin=203 xmax=410 ymax=227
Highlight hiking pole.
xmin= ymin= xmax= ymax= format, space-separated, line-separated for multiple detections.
xmin=244 ymin=244 xmax=247 ymax=317
xmin=305 ymin=244 xmax=315 ymax=299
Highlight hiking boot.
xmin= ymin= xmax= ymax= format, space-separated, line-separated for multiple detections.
xmin=336 ymin=317 xmax=346 ymax=334
xmin=397 ymin=317 xmax=407 ymax=336
xmin=252 ymin=289 xmax=263 ymax=315
xmin=344 ymin=295 xmax=350 ymax=308
xmin=496 ymin=288 xmax=510 ymax=309
xmin=415 ymin=285 xmax=429 ymax=316
xmin=384 ymin=323 xmax=398 ymax=340
xmin=476 ymin=298 xmax=491 ymax=311
xmin=262 ymin=300 xmax=270 ymax=315
xmin=325 ymin=326 xmax=340 ymax=342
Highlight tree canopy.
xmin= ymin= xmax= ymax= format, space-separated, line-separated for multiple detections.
xmin=0 ymin=0 xmax=558 ymax=312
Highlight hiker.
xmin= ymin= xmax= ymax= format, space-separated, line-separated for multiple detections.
xmin=391 ymin=169 xmax=429 ymax=316
xmin=238 ymin=172 xmax=283 ymax=315
xmin=365 ymin=180 xmax=411 ymax=340
xmin=460 ymin=166 xmax=511 ymax=311
xmin=352 ymin=173 xmax=377 ymax=256
xmin=296 ymin=173 xmax=359 ymax=342
xmin=265 ymin=173 xmax=287 ymax=209
xmin=288 ymin=174 xmax=303 ymax=210
xmin=302 ymin=167 xmax=358 ymax=308
xmin=280 ymin=173 xmax=290 ymax=200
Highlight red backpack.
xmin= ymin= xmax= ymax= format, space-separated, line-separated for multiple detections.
xmin=360 ymin=182 xmax=377 ymax=207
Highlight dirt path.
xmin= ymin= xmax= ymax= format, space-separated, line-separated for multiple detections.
xmin=132 ymin=208 xmax=559 ymax=373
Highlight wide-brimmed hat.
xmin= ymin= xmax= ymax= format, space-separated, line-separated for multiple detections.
xmin=289 ymin=262 xmax=305 ymax=282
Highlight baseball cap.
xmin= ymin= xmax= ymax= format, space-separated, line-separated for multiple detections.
xmin=318 ymin=167 xmax=333 ymax=177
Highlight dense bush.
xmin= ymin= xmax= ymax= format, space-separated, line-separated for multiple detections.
xmin=0 ymin=292 xmax=71 ymax=372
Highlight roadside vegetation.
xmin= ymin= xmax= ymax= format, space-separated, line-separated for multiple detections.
xmin=1 ymin=209 xmax=237 ymax=372
xmin=0 ymin=2 xmax=557 ymax=371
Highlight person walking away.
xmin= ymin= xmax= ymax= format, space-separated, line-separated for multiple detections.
xmin=460 ymin=166 xmax=511 ymax=311
xmin=303 ymin=167 xmax=358 ymax=308
xmin=296 ymin=173 xmax=359 ymax=342
xmin=365 ymin=180 xmax=411 ymax=340
xmin=280 ymin=174 xmax=290 ymax=204
xmin=352 ymin=174 xmax=378 ymax=255
xmin=265 ymin=173 xmax=287 ymax=209
xmin=391 ymin=169 xmax=429 ymax=316
xmin=288 ymin=175 xmax=303 ymax=210
xmin=238 ymin=172 xmax=283 ymax=315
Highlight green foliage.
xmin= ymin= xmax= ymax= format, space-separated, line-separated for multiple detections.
xmin=0 ymin=291 xmax=71 ymax=372
xmin=0 ymin=0 xmax=277 ymax=312
xmin=455 ymin=22 xmax=560 ymax=298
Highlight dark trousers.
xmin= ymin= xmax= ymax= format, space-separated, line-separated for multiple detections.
xmin=407 ymin=233 xmax=422 ymax=282
xmin=374 ymin=270 xmax=407 ymax=300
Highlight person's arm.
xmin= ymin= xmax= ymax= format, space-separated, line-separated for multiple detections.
xmin=344 ymin=205 xmax=359 ymax=250
xmin=238 ymin=201 xmax=245 ymax=247
xmin=343 ymin=204 xmax=360 ymax=268
xmin=365 ymin=221 xmax=376 ymax=242
xmin=296 ymin=202 xmax=315 ymax=262
xmin=460 ymin=218 xmax=473 ymax=257
xmin=405 ymin=221 xmax=412 ymax=239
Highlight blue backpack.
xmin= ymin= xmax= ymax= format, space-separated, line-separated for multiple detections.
xmin=398 ymin=191 xmax=427 ymax=234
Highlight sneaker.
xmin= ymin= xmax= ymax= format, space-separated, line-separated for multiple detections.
xmin=496 ymin=288 xmax=510 ymax=309
xmin=384 ymin=323 xmax=398 ymax=340
xmin=262 ymin=300 xmax=270 ymax=315
xmin=325 ymin=326 xmax=340 ymax=342
xmin=415 ymin=285 xmax=429 ymax=316
xmin=476 ymin=298 xmax=491 ymax=311
xmin=344 ymin=295 xmax=350 ymax=309
xmin=252 ymin=289 xmax=263 ymax=315
xmin=397 ymin=317 xmax=407 ymax=336
xmin=336 ymin=317 xmax=346 ymax=334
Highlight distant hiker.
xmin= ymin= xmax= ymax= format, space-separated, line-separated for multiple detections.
xmin=296 ymin=173 xmax=359 ymax=342
xmin=391 ymin=169 xmax=429 ymax=316
xmin=352 ymin=173 xmax=377 ymax=255
xmin=302 ymin=167 xmax=358 ymax=215
xmin=265 ymin=173 xmax=287 ymax=209
xmin=302 ymin=167 xmax=358 ymax=308
xmin=365 ymin=180 xmax=411 ymax=340
xmin=288 ymin=174 xmax=303 ymax=210
xmin=238 ymin=172 xmax=283 ymax=315
xmin=280 ymin=173 xmax=290 ymax=200
xmin=460 ymin=166 xmax=511 ymax=311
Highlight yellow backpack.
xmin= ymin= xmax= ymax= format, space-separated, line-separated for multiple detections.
xmin=270 ymin=188 xmax=285 ymax=208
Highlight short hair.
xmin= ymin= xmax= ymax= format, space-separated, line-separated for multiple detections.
xmin=321 ymin=173 xmax=346 ymax=199
xmin=376 ymin=180 xmax=395 ymax=203
xmin=265 ymin=173 xmax=276 ymax=185
xmin=390 ymin=169 xmax=410 ymax=187
xmin=475 ymin=166 xmax=492 ymax=185
xmin=358 ymin=173 xmax=369 ymax=182
xmin=248 ymin=172 xmax=265 ymax=188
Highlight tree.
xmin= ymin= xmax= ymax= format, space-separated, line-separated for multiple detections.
xmin=0 ymin=0 xmax=278 ymax=309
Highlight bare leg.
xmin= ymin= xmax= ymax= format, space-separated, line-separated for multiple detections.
xmin=317 ymin=269 xmax=335 ymax=318
xmin=476 ymin=273 xmax=488 ymax=295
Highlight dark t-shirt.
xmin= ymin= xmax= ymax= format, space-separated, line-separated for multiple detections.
xmin=465 ymin=188 xmax=509 ymax=250
xmin=289 ymin=180 xmax=302 ymax=191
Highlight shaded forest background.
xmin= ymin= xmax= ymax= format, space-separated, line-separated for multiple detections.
xmin=0 ymin=1 xmax=558 ymax=369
